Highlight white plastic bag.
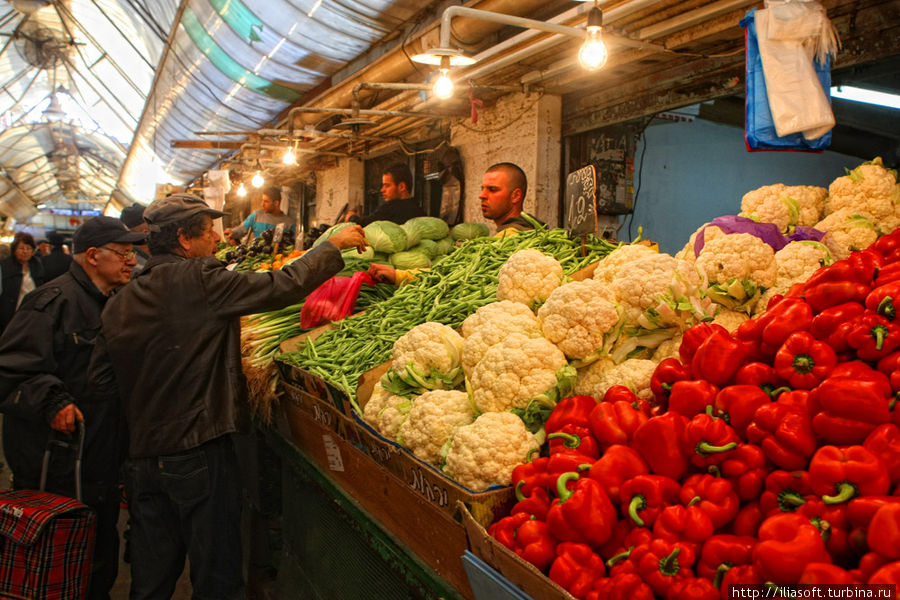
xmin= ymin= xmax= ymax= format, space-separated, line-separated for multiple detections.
xmin=755 ymin=0 xmax=839 ymax=140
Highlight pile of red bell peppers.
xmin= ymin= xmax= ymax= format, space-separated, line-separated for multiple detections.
xmin=488 ymin=231 xmax=900 ymax=599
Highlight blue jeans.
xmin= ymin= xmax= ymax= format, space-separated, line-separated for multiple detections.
xmin=124 ymin=436 xmax=243 ymax=600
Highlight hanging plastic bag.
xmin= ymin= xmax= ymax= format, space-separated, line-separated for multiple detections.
xmin=741 ymin=7 xmax=835 ymax=151
xmin=300 ymin=271 xmax=375 ymax=329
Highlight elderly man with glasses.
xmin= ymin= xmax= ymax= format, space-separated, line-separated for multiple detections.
xmin=0 ymin=215 xmax=145 ymax=600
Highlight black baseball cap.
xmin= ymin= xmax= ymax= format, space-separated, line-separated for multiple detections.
xmin=119 ymin=204 xmax=146 ymax=229
xmin=144 ymin=193 xmax=224 ymax=232
xmin=73 ymin=216 xmax=147 ymax=253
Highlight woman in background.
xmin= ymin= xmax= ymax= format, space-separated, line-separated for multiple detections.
xmin=0 ymin=232 xmax=45 ymax=332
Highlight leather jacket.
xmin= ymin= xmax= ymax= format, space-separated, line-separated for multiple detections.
xmin=93 ymin=242 xmax=343 ymax=458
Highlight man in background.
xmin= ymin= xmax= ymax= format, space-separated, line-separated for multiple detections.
xmin=346 ymin=162 xmax=425 ymax=226
xmin=479 ymin=162 xmax=543 ymax=233
xmin=40 ymin=230 xmax=73 ymax=280
xmin=120 ymin=203 xmax=150 ymax=274
xmin=225 ymin=186 xmax=295 ymax=244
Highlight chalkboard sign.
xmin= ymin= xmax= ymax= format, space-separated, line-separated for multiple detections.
xmin=565 ymin=164 xmax=597 ymax=235
xmin=567 ymin=123 xmax=636 ymax=215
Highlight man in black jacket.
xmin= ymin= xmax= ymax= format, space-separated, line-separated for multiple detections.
xmin=92 ymin=193 xmax=365 ymax=600
xmin=39 ymin=230 xmax=73 ymax=280
xmin=346 ymin=162 xmax=425 ymax=226
xmin=0 ymin=216 xmax=146 ymax=600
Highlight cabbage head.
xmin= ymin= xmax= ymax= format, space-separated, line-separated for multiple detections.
xmin=363 ymin=220 xmax=408 ymax=254
xmin=312 ymin=222 xmax=354 ymax=247
xmin=402 ymin=222 xmax=422 ymax=249
xmin=372 ymin=251 xmax=390 ymax=262
xmin=341 ymin=246 xmax=374 ymax=261
xmin=404 ymin=216 xmax=450 ymax=241
xmin=390 ymin=250 xmax=431 ymax=270
xmin=434 ymin=237 xmax=455 ymax=256
xmin=414 ymin=239 xmax=440 ymax=259
xmin=451 ymin=222 xmax=490 ymax=241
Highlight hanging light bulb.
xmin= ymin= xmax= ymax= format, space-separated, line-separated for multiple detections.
xmin=282 ymin=145 xmax=296 ymax=165
xmin=433 ymin=68 xmax=454 ymax=99
xmin=251 ymin=170 xmax=265 ymax=188
xmin=236 ymin=182 xmax=247 ymax=197
xmin=578 ymin=6 xmax=608 ymax=71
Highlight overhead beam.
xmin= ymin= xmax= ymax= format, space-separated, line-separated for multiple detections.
xmin=171 ymin=140 xmax=245 ymax=150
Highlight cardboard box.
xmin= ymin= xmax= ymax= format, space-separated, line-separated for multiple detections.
xmin=355 ymin=363 xmax=516 ymax=529
xmin=461 ymin=502 xmax=576 ymax=600
xmin=281 ymin=381 xmax=361 ymax=448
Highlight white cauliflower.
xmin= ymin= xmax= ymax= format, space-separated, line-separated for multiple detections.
xmin=610 ymin=253 xmax=715 ymax=332
xmin=827 ymin=157 xmax=900 ymax=231
xmin=774 ymin=240 xmax=833 ymax=283
xmin=363 ymin=385 xmax=408 ymax=432
xmin=536 ymin=279 xmax=620 ymax=362
xmin=398 ymin=390 xmax=475 ymax=465
xmin=675 ymin=224 xmax=729 ymax=262
xmin=459 ymin=301 xmax=543 ymax=377
xmin=740 ymin=184 xmax=827 ymax=232
xmin=496 ymin=249 xmax=564 ymax=308
xmin=469 ymin=333 xmax=576 ymax=422
xmin=652 ymin=333 xmax=683 ymax=362
xmin=377 ymin=394 xmax=414 ymax=441
xmin=382 ymin=322 xmax=464 ymax=395
xmin=592 ymin=243 xmax=657 ymax=283
xmin=574 ymin=358 xmax=657 ymax=401
xmin=711 ymin=308 xmax=749 ymax=332
xmin=695 ymin=233 xmax=777 ymax=314
xmin=815 ymin=208 xmax=880 ymax=260
xmin=444 ymin=412 xmax=539 ymax=491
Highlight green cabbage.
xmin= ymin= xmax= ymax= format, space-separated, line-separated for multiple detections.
xmin=342 ymin=246 xmax=374 ymax=261
xmin=390 ymin=250 xmax=431 ymax=270
xmin=401 ymin=222 xmax=421 ymax=249
xmin=372 ymin=251 xmax=390 ymax=262
xmin=363 ymin=220 xmax=408 ymax=254
xmin=414 ymin=239 xmax=440 ymax=259
xmin=434 ymin=237 xmax=455 ymax=255
xmin=404 ymin=216 xmax=450 ymax=241
xmin=313 ymin=222 xmax=354 ymax=247
xmin=451 ymin=222 xmax=490 ymax=241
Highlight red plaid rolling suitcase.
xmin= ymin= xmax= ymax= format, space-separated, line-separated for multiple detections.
xmin=0 ymin=422 xmax=96 ymax=600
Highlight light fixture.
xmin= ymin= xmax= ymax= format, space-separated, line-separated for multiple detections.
xmin=831 ymin=86 xmax=900 ymax=110
xmin=236 ymin=182 xmax=247 ymax=197
xmin=410 ymin=47 xmax=477 ymax=67
xmin=432 ymin=57 xmax=455 ymax=100
xmin=282 ymin=144 xmax=296 ymax=165
xmin=251 ymin=170 xmax=264 ymax=188
xmin=42 ymin=92 xmax=66 ymax=122
xmin=578 ymin=5 xmax=608 ymax=71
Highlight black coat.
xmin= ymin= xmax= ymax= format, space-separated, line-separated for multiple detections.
xmin=350 ymin=196 xmax=425 ymax=226
xmin=0 ymin=255 xmax=45 ymax=330
xmin=40 ymin=247 xmax=73 ymax=281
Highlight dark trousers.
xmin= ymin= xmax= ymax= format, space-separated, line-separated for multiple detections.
xmin=124 ymin=436 xmax=243 ymax=600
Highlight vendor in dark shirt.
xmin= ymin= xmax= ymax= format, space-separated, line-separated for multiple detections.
xmin=479 ymin=162 xmax=544 ymax=234
xmin=346 ymin=163 xmax=425 ymax=226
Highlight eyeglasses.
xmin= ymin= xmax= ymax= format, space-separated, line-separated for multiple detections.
xmin=97 ymin=246 xmax=137 ymax=261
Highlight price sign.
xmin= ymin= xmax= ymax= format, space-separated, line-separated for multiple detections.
xmin=565 ymin=165 xmax=598 ymax=235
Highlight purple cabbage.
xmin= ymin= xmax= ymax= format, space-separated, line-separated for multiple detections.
xmin=693 ymin=215 xmax=790 ymax=257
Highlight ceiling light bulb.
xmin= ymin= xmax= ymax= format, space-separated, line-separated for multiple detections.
xmin=433 ymin=68 xmax=454 ymax=100
xmin=236 ymin=182 xmax=247 ymax=197
xmin=282 ymin=148 xmax=296 ymax=165
xmin=579 ymin=7 xmax=608 ymax=71
xmin=251 ymin=170 xmax=264 ymax=188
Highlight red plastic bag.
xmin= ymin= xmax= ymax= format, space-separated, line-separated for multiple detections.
xmin=300 ymin=271 xmax=375 ymax=329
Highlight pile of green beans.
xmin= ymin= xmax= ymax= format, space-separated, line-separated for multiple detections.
xmin=280 ymin=227 xmax=620 ymax=414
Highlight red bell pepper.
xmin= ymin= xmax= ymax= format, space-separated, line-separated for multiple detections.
xmin=602 ymin=385 xmax=639 ymax=405
xmin=811 ymin=371 xmax=894 ymax=445
xmin=665 ymin=577 xmax=718 ymax=600
xmin=847 ymin=496 xmax=900 ymax=528
xmin=752 ymin=513 xmax=832 ymax=584
xmin=773 ymin=331 xmax=837 ymax=390
xmin=871 ymin=229 xmax=900 ymax=260
xmin=547 ymin=472 xmax=617 ymax=549
xmin=718 ymin=564 xmax=763 ymax=599
xmin=511 ymin=451 xmax=551 ymax=498
xmin=697 ymin=534 xmax=756 ymax=582
xmin=760 ymin=470 xmax=812 ymax=516
xmin=847 ymin=312 xmax=900 ymax=361
xmin=546 ymin=395 xmax=597 ymax=434
xmin=734 ymin=362 xmax=789 ymax=398
xmin=691 ymin=328 xmax=748 ymax=386
xmin=713 ymin=385 xmax=772 ymax=439
xmin=631 ymin=412 xmax=690 ymax=480
xmin=510 ymin=485 xmax=553 ymax=520
xmin=714 ymin=443 xmax=768 ymax=502
xmin=586 ymin=573 xmax=654 ymax=600
xmin=810 ymin=301 xmax=867 ymax=352
xmin=798 ymin=498 xmax=853 ymax=559
xmin=758 ymin=296 xmax=815 ymax=349
xmin=650 ymin=358 xmax=692 ymax=406
xmin=618 ymin=474 xmax=681 ymax=528
xmin=625 ymin=539 xmax=697 ymax=597
xmin=850 ymin=552 xmax=889 ymax=583
xmin=589 ymin=400 xmax=648 ymax=450
xmin=548 ymin=431 xmax=601 ymax=459
xmin=868 ymin=503 xmax=900 ymax=560
xmin=680 ymin=322 xmax=728 ymax=365
xmin=809 ymin=445 xmax=891 ymax=504
xmin=682 ymin=413 xmax=739 ymax=468
xmin=746 ymin=402 xmax=816 ymax=471
xmin=653 ymin=504 xmax=714 ymax=546
xmin=732 ymin=502 xmax=765 ymax=537
xmin=868 ymin=561 xmax=900 ymax=586
xmin=587 ymin=444 xmax=649 ymax=501
xmin=802 ymin=262 xmax=873 ymax=312
xmin=799 ymin=563 xmax=858 ymax=585
xmin=549 ymin=542 xmax=606 ymax=598
xmin=604 ymin=527 xmax=654 ymax=570
xmin=489 ymin=511 xmax=530 ymax=549
xmin=877 ymin=258 xmax=900 ymax=284
xmin=877 ymin=350 xmax=900 ymax=393
xmin=736 ymin=318 xmax=766 ymax=364
xmin=865 ymin=424 xmax=900 ymax=485
xmin=867 ymin=281 xmax=900 ymax=322
xmin=668 ymin=379 xmax=719 ymax=418
xmin=679 ymin=473 xmax=740 ymax=529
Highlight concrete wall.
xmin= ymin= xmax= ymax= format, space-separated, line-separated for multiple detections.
xmin=451 ymin=92 xmax=561 ymax=231
xmin=312 ymin=157 xmax=364 ymax=226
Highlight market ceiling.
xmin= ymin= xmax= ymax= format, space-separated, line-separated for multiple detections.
xmin=1 ymin=0 xmax=898 ymax=226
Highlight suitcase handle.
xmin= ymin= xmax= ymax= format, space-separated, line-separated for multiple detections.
xmin=39 ymin=420 xmax=85 ymax=502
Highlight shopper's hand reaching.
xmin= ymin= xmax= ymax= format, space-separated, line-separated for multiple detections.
xmin=326 ymin=224 xmax=368 ymax=253
xmin=50 ymin=403 xmax=84 ymax=434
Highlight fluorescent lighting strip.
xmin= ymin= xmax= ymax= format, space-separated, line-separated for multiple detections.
xmin=831 ymin=86 xmax=900 ymax=110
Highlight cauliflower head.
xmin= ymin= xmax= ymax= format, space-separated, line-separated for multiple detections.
xmin=460 ymin=300 xmax=538 ymax=338
xmin=674 ymin=224 xmax=729 ymax=262
xmin=774 ymin=240 xmax=833 ymax=283
xmin=827 ymin=157 xmax=900 ymax=225
xmin=497 ymin=249 xmax=564 ymax=308
xmin=383 ymin=322 xmax=464 ymax=395
xmin=363 ymin=385 xmax=408 ymax=433
xmin=398 ymin=390 xmax=475 ymax=465
xmin=695 ymin=233 xmax=777 ymax=313
xmin=444 ymin=412 xmax=539 ymax=491
xmin=462 ymin=326 xmax=542 ymax=379
xmin=652 ymin=332 xmax=684 ymax=362
xmin=574 ymin=357 xmax=657 ymax=401
xmin=740 ymin=184 xmax=827 ymax=232
xmin=815 ymin=208 xmax=879 ymax=260
xmin=537 ymin=279 xmax=619 ymax=361
xmin=377 ymin=394 xmax=414 ymax=441
xmin=711 ymin=308 xmax=749 ymax=333
xmin=592 ymin=243 xmax=657 ymax=283
xmin=469 ymin=333 xmax=575 ymax=416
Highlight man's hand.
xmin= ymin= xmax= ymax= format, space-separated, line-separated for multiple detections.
xmin=367 ymin=263 xmax=397 ymax=284
xmin=50 ymin=403 xmax=84 ymax=434
xmin=326 ymin=224 xmax=367 ymax=253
